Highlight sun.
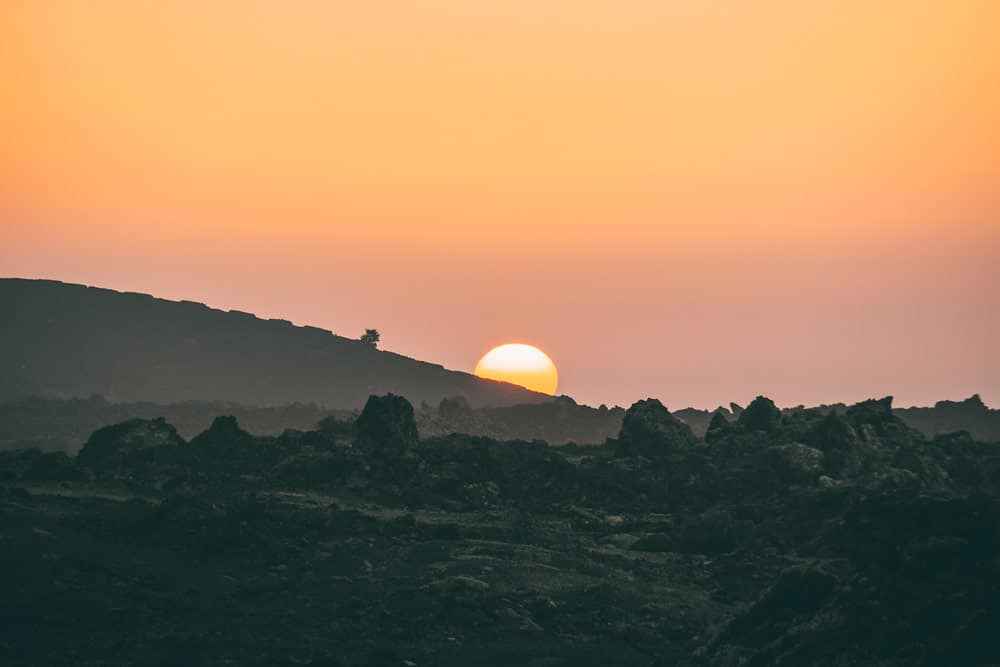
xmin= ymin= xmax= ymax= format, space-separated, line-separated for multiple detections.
xmin=474 ymin=343 xmax=559 ymax=395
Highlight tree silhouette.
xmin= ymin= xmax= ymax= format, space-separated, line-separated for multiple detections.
xmin=360 ymin=329 xmax=380 ymax=348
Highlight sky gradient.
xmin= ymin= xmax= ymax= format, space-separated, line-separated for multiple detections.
xmin=2 ymin=1 xmax=998 ymax=409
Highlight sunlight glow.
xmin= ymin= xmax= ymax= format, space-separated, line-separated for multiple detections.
xmin=474 ymin=343 xmax=559 ymax=395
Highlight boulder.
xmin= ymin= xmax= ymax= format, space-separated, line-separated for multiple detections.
xmin=78 ymin=417 xmax=184 ymax=467
xmin=615 ymin=398 xmax=697 ymax=458
xmin=737 ymin=396 xmax=782 ymax=433
xmin=804 ymin=412 xmax=860 ymax=475
xmin=705 ymin=411 xmax=731 ymax=444
xmin=833 ymin=398 xmax=921 ymax=471
xmin=934 ymin=393 xmax=988 ymax=414
xmin=315 ymin=415 xmax=355 ymax=440
xmin=768 ymin=443 xmax=825 ymax=484
xmin=848 ymin=397 xmax=904 ymax=432
xmin=845 ymin=396 xmax=917 ymax=445
xmin=190 ymin=415 xmax=255 ymax=450
xmin=356 ymin=394 xmax=419 ymax=450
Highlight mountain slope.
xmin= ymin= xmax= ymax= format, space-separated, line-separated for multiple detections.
xmin=0 ymin=278 xmax=549 ymax=408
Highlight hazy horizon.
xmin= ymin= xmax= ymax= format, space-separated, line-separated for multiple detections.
xmin=1 ymin=274 xmax=994 ymax=412
xmin=3 ymin=1 xmax=998 ymax=409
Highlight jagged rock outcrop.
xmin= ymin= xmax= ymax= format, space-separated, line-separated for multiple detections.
xmin=615 ymin=398 xmax=697 ymax=457
xmin=355 ymin=394 xmax=419 ymax=450
xmin=940 ymin=393 xmax=988 ymax=412
xmin=189 ymin=415 xmax=255 ymax=452
xmin=704 ymin=411 xmax=731 ymax=444
xmin=896 ymin=394 xmax=1000 ymax=441
xmin=804 ymin=412 xmax=861 ymax=475
xmin=737 ymin=395 xmax=782 ymax=432
xmin=845 ymin=395 xmax=894 ymax=426
xmin=768 ymin=443 xmax=825 ymax=484
xmin=845 ymin=396 xmax=919 ymax=447
xmin=78 ymin=417 xmax=184 ymax=467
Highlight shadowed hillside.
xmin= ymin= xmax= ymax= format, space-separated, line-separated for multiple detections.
xmin=0 ymin=279 xmax=548 ymax=408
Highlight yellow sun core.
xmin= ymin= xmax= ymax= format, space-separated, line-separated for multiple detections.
xmin=474 ymin=343 xmax=559 ymax=395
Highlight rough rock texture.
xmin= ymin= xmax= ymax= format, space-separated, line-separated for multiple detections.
xmin=190 ymin=415 xmax=255 ymax=451
xmin=705 ymin=411 xmax=732 ymax=444
xmin=355 ymin=393 xmax=419 ymax=450
xmin=737 ymin=395 xmax=782 ymax=432
xmin=804 ymin=412 xmax=862 ymax=475
xmin=615 ymin=398 xmax=698 ymax=457
xmin=847 ymin=396 xmax=920 ymax=449
xmin=768 ymin=443 xmax=825 ymax=484
xmin=7 ymin=450 xmax=87 ymax=482
xmin=77 ymin=417 xmax=184 ymax=467
xmin=1 ymin=396 xmax=999 ymax=666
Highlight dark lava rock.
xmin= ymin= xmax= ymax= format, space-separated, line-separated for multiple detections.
xmin=846 ymin=396 xmax=919 ymax=448
xmin=846 ymin=395 xmax=895 ymax=424
xmin=804 ymin=412 xmax=860 ymax=475
xmin=615 ymin=398 xmax=697 ymax=458
xmin=5 ymin=392 xmax=999 ymax=667
xmin=77 ymin=417 xmax=184 ymax=467
xmin=278 ymin=428 xmax=338 ymax=451
xmin=21 ymin=451 xmax=86 ymax=482
xmin=190 ymin=416 xmax=255 ymax=451
xmin=721 ymin=566 xmax=840 ymax=649
xmin=275 ymin=451 xmax=358 ymax=486
xmin=768 ymin=443 xmax=825 ymax=485
xmin=355 ymin=393 xmax=419 ymax=450
xmin=705 ymin=411 xmax=731 ymax=444
xmin=631 ymin=532 xmax=674 ymax=552
xmin=737 ymin=396 xmax=782 ymax=433
xmin=673 ymin=508 xmax=751 ymax=554
xmin=183 ymin=417 xmax=268 ymax=476
xmin=315 ymin=415 xmax=355 ymax=440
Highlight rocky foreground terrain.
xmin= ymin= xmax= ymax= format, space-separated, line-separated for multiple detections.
xmin=2 ymin=395 xmax=998 ymax=666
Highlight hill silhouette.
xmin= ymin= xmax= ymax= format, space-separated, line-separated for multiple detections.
xmin=0 ymin=278 xmax=549 ymax=408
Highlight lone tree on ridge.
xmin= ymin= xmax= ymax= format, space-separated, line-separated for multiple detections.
xmin=360 ymin=329 xmax=380 ymax=348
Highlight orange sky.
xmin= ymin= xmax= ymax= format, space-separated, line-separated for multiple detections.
xmin=2 ymin=0 xmax=998 ymax=408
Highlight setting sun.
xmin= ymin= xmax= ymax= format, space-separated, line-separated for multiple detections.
xmin=474 ymin=344 xmax=559 ymax=395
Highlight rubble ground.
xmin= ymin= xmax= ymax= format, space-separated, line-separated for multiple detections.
xmin=1 ymin=394 xmax=998 ymax=666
